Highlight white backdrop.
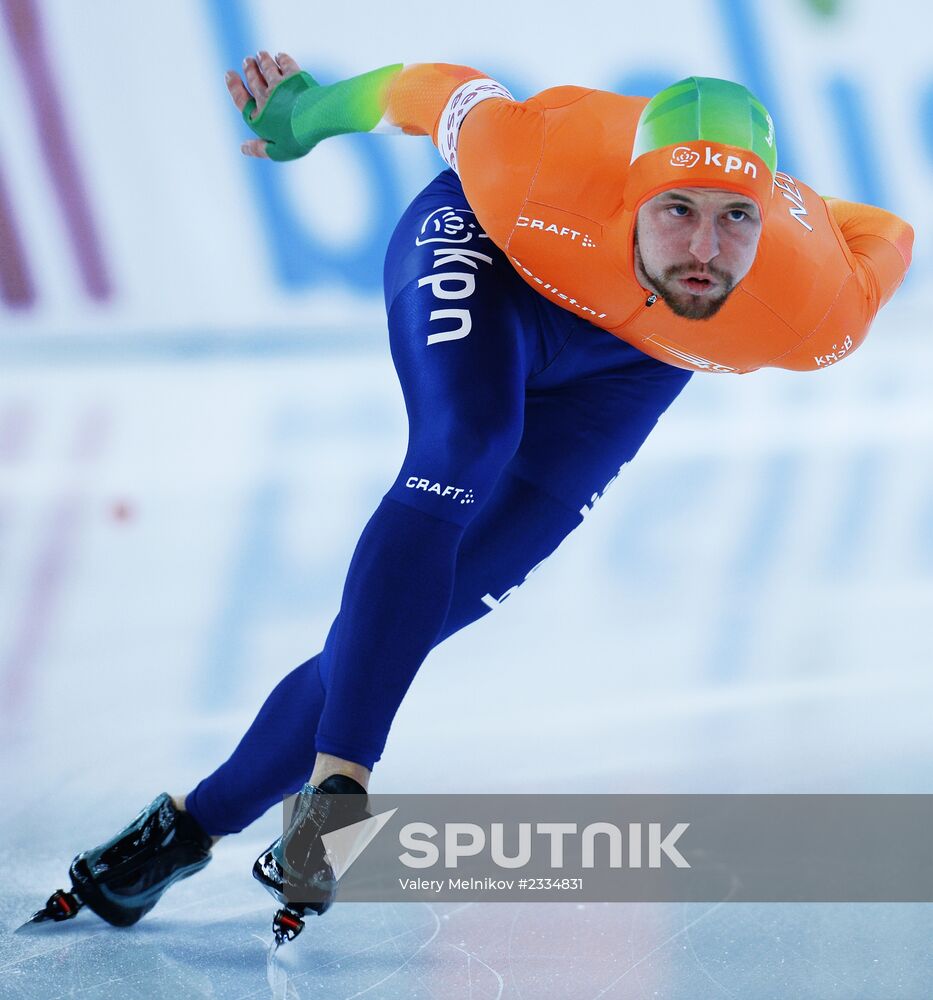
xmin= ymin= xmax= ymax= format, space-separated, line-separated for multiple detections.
xmin=0 ymin=0 xmax=929 ymax=337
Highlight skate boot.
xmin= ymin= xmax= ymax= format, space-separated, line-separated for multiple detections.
xmin=21 ymin=793 xmax=212 ymax=930
xmin=253 ymin=774 xmax=368 ymax=945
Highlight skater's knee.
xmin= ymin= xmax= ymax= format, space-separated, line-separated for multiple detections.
xmin=408 ymin=409 xmax=523 ymax=481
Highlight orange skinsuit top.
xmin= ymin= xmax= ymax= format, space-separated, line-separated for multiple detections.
xmin=382 ymin=65 xmax=914 ymax=375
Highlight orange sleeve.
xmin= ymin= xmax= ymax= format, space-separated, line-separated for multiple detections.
xmin=384 ymin=64 xmax=487 ymax=138
xmin=768 ymin=198 xmax=914 ymax=372
xmin=823 ymin=198 xmax=913 ymax=308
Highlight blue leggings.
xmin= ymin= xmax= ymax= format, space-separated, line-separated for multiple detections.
xmin=186 ymin=171 xmax=691 ymax=835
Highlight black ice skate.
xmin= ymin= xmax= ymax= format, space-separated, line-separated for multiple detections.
xmin=20 ymin=793 xmax=212 ymax=931
xmin=253 ymin=774 xmax=369 ymax=945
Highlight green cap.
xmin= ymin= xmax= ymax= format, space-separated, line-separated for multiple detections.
xmin=631 ymin=76 xmax=777 ymax=177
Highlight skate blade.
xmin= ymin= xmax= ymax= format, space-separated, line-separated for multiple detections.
xmin=14 ymin=912 xmax=69 ymax=934
xmin=15 ymin=890 xmax=83 ymax=932
xmin=14 ymin=916 xmax=49 ymax=935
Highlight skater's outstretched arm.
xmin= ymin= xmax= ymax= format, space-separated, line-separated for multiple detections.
xmin=766 ymin=195 xmax=914 ymax=371
xmin=225 ymin=53 xmax=506 ymax=162
xmin=226 ymin=52 xmax=540 ymax=252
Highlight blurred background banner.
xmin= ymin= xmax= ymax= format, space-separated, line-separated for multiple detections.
xmin=0 ymin=0 xmax=929 ymax=339
xmin=0 ymin=0 xmax=931 ymax=798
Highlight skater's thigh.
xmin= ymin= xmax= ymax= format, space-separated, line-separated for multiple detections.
xmin=511 ymin=362 xmax=692 ymax=515
xmin=382 ymin=186 xmax=538 ymax=518
xmin=434 ymin=362 xmax=691 ymax=640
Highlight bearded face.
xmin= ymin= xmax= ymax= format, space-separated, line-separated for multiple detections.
xmin=634 ymin=188 xmax=762 ymax=321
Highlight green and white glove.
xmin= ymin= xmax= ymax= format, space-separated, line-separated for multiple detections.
xmin=242 ymin=64 xmax=403 ymax=162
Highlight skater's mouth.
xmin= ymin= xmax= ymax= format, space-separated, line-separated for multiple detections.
xmin=677 ymin=274 xmax=719 ymax=295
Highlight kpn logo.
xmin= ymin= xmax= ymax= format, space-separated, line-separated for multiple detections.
xmin=670 ymin=145 xmax=759 ymax=177
xmin=670 ymin=145 xmax=702 ymax=169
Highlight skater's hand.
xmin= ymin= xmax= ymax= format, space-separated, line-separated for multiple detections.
xmin=225 ymin=51 xmax=303 ymax=159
